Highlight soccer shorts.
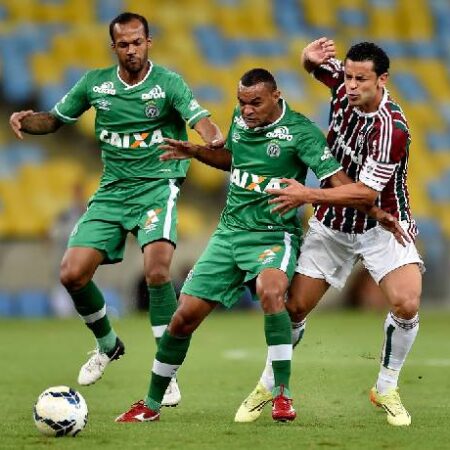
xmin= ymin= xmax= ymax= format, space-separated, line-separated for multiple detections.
xmin=296 ymin=216 xmax=425 ymax=289
xmin=181 ymin=223 xmax=299 ymax=308
xmin=68 ymin=178 xmax=181 ymax=263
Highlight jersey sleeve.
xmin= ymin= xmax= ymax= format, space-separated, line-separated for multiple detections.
xmin=51 ymin=73 xmax=91 ymax=123
xmin=312 ymin=58 xmax=345 ymax=90
xmin=297 ymin=125 xmax=342 ymax=180
xmin=359 ymin=125 xmax=409 ymax=192
xmin=168 ymin=73 xmax=210 ymax=128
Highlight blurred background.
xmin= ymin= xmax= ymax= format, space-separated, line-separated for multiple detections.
xmin=0 ymin=0 xmax=448 ymax=318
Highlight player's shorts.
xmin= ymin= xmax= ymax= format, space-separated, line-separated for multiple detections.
xmin=181 ymin=223 xmax=300 ymax=308
xmin=296 ymin=216 xmax=425 ymax=289
xmin=68 ymin=178 xmax=181 ymax=264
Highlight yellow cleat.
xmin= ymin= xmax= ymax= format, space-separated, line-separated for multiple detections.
xmin=370 ymin=387 xmax=411 ymax=426
xmin=234 ymin=382 xmax=273 ymax=423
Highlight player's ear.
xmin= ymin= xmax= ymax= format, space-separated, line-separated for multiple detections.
xmin=378 ymin=72 xmax=388 ymax=88
xmin=273 ymin=89 xmax=281 ymax=102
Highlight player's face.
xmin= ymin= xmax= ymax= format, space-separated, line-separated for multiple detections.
xmin=111 ymin=19 xmax=151 ymax=73
xmin=238 ymin=82 xmax=281 ymax=128
xmin=344 ymin=59 xmax=388 ymax=113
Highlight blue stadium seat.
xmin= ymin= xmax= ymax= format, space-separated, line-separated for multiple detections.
xmin=426 ymin=131 xmax=450 ymax=152
xmin=272 ymin=0 xmax=306 ymax=35
xmin=193 ymin=85 xmax=224 ymax=103
xmin=274 ymin=70 xmax=304 ymax=101
xmin=0 ymin=291 xmax=16 ymax=317
xmin=338 ymin=8 xmax=367 ymax=28
xmin=96 ymin=0 xmax=124 ymax=23
xmin=101 ymin=287 xmax=124 ymax=317
xmin=391 ymin=72 xmax=428 ymax=102
xmin=16 ymin=290 xmax=51 ymax=317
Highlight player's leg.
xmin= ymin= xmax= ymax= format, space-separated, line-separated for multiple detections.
xmin=116 ymin=294 xmax=217 ymax=422
xmin=361 ymin=224 xmax=423 ymax=426
xmin=143 ymin=240 xmax=181 ymax=406
xmin=256 ymin=268 xmax=296 ymax=422
xmin=60 ymin=247 xmax=124 ymax=385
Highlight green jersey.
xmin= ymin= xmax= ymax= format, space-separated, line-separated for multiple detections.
xmin=51 ymin=62 xmax=210 ymax=186
xmin=221 ymin=99 xmax=341 ymax=234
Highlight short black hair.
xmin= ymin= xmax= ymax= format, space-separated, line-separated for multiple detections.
xmin=109 ymin=12 xmax=150 ymax=42
xmin=345 ymin=42 xmax=390 ymax=76
xmin=240 ymin=68 xmax=277 ymax=91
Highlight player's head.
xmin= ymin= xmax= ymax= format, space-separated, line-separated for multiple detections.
xmin=109 ymin=12 xmax=151 ymax=74
xmin=343 ymin=42 xmax=390 ymax=112
xmin=238 ymin=68 xmax=281 ymax=128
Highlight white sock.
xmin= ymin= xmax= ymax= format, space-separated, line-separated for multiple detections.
xmin=376 ymin=312 xmax=419 ymax=394
xmin=259 ymin=319 xmax=307 ymax=391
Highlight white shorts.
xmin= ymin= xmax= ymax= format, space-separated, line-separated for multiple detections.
xmin=296 ymin=216 xmax=425 ymax=290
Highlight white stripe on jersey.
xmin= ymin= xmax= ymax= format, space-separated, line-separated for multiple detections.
xmin=53 ymin=105 xmax=78 ymax=122
xmin=163 ymin=179 xmax=179 ymax=240
xmin=359 ymin=155 xmax=397 ymax=192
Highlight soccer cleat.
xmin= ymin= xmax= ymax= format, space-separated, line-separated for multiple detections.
xmin=370 ymin=387 xmax=411 ymax=426
xmin=115 ymin=400 xmax=160 ymax=423
xmin=161 ymin=377 xmax=181 ymax=407
xmin=77 ymin=337 xmax=125 ymax=386
xmin=234 ymin=382 xmax=273 ymax=423
xmin=272 ymin=385 xmax=296 ymax=422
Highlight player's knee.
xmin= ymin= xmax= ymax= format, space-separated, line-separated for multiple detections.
xmin=145 ymin=267 xmax=170 ymax=285
xmin=257 ymin=286 xmax=285 ymax=313
xmin=59 ymin=261 xmax=91 ymax=292
xmin=285 ymin=300 xmax=308 ymax=323
xmin=390 ymin=291 xmax=420 ymax=319
xmin=168 ymin=309 xmax=196 ymax=337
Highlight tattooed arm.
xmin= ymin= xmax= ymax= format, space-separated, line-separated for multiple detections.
xmin=9 ymin=110 xmax=63 ymax=139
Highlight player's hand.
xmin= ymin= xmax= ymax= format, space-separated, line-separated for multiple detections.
xmin=210 ymin=138 xmax=226 ymax=149
xmin=159 ymin=138 xmax=200 ymax=160
xmin=303 ymin=37 xmax=336 ymax=66
xmin=9 ymin=110 xmax=34 ymax=139
xmin=377 ymin=212 xmax=410 ymax=247
xmin=266 ymin=178 xmax=309 ymax=216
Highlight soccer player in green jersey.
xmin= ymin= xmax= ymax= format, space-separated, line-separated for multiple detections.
xmin=115 ymin=68 xmax=403 ymax=423
xmin=9 ymin=12 xmax=222 ymax=406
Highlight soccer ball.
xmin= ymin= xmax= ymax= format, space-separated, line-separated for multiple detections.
xmin=33 ymin=386 xmax=88 ymax=437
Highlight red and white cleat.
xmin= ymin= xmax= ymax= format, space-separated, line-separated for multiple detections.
xmin=115 ymin=400 xmax=160 ymax=423
xmin=271 ymin=385 xmax=296 ymax=422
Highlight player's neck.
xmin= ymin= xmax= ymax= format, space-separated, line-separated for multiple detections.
xmin=119 ymin=60 xmax=150 ymax=86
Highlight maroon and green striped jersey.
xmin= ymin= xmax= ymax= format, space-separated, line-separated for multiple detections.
xmin=312 ymin=58 xmax=417 ymax=238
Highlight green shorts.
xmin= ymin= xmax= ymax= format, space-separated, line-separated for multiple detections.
xmin=181 ymin=222 xmax=300 ymax=308
xmin=69 ymin=178 xmax=182 ymax=264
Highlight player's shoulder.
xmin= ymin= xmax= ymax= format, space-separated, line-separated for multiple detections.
xmin=286 ymin=106 xmax=324 ymax=139
xmin=377 ymin=94 xmax=410 ymax=136
xmin=151 ymin=63 xmax=185 ymax=83
xmin=81 ymin=65 xmax=117 ymax=87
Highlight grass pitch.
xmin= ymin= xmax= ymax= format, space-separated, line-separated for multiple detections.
xmin=1 ymin=310 xmax=449 ymax=449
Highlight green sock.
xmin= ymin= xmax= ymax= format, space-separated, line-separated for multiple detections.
xmin=148 ymin=282 xmax=177 ymax=345
xmin=265 ymin=310 xmax=292 ymax=394
xmin=145 ymin=330 xmax=191 ymax=409
xmin=69 ymin=280 xmax=117 ymax=353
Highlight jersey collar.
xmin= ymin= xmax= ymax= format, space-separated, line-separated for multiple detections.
xmin=116 ymin=60 xmax=153 ymax=90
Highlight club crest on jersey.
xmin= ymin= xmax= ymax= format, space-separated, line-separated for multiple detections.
xmin=266 ymin=126 xmax=293 ymax=141
xmin=145 ymin=102 xmax=160 ymax=119
xmin=267 ymin=142 xmax=281 ymax=158
xmin=141 ymin=85 xmax=166 ymax=100
xmin=93 ymin=81 xmax=116 ymax=95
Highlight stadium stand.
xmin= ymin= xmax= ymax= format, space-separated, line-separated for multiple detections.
xmin=0 ymin=0 xmax=448 ymax=314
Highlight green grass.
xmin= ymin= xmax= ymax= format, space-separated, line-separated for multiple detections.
xmin=1 ymin=310 xmax=449 ymax=449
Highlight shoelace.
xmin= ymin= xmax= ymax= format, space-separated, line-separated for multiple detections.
xmin=384 ymin=392 xmax=406 ymax=415
xmin=85 ymin=349 xmax=104 ymax=370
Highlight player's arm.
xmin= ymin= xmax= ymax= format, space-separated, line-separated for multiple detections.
xmin=9 ymin=110 xmax=63 ymax=139
xmin=193 ymin=117 xmax=225 ymax=147
xmin=159 ymin=138 xmax=232 ymax=171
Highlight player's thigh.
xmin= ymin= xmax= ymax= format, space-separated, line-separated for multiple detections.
xmin=286 ymin=273 xmax=330 ymax=320
xmin=359 ymin=222 xmax=424 ymax=292
xmin=134 ymin=178 xmax=182 ymax=248
xmin=296 ymin=217 xmax=356 ymax=290
xmin=181 ymin=227 xmax=246 ymax=308
xmin=68 ymin=208 xmax=128 ymax=264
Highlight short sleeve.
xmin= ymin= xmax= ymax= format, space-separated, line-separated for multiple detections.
xmin=51 ymin=73 xmax=91 ymax=123
xmin=169 ymin=73 xmax=210 ymax=128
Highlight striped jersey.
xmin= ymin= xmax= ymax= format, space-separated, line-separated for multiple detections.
xmin=51 ymin=61 xmax=210 ymax=187
xmin=312 ymin=58 xmax=417 ymax=237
